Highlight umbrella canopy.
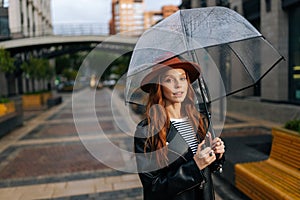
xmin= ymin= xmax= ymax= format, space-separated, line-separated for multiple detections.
xmin=125 ymin=6 xmax=284 ymax=106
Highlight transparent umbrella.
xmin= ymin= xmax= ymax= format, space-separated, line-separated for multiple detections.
xmin=125 ymin=6 xmax=284 ymax=138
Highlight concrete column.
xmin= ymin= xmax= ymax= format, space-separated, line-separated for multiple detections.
xmin=33 ymin=6 xmax=39 ymax=36
xmin=260 ymin=0 xmax=289 ymax=102
xmin=191 ymin=0 xmax=201 ymax=8
xmin=27 ymin=1 xmax=33 ymax=37
xmin=35 ymin=0 xmax=42 ymax=36
xmin=36 ymin=11 xmax=42 ymax=36
xmin=8 ymin=0 xmax=22 ymax=38
xmin=206 ymin=0 xmax=217 ymax=7
xmin=21 ymin=0 xmax=28 ymax=37
xmin=229 ymin=0 xmax=243 ymax=15
xmin=45 ymin=0 xmax=53 ymax=35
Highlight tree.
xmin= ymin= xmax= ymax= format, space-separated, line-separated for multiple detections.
xmin=0 ymin=48 xmax=15 ymax=74
xmin=0 ymin=48 xmax=16 ymax=97
xmin=21 ymin=56 xmax=54 ymax=92
xmin=62 ymin=68 xmax=77 ymax=81
xmin=55 ymin=53 xmax=86 ymax=75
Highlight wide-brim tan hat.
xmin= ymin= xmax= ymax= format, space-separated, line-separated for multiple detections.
xmin=141 ymin=56 xmax=201 ymax=93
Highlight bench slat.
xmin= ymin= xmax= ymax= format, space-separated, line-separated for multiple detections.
xmin=236 ymin=174 xmax=279 ymax=200
xmin=235 ymin=128 xmax=300 ymax=200
xmin=241 ymin=161 xmax=300 ymax=189
xmin=236 ymin=179 xmax=272 ymax=199
xmin=236 ymin=162 xmax=300 ymax=199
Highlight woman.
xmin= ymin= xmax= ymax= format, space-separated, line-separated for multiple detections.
xmin=134 ymin=56 xmax=225 ymax=200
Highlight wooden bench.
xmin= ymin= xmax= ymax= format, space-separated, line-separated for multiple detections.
xmin=235 ymin=127 xmax=300 ymax=200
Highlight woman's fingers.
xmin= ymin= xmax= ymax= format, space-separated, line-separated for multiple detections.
xmin=197 ymin=140 xmax=205 ymax=151
xmin=211 ymin=137 xmax=225 ymax=155
xmin=197 ymin=147 xmax=213 ymax=158
xmin=195 ymin=140 xmax=217 ymax=170
xmin=194 ymin=138 xmax=226 ymax=170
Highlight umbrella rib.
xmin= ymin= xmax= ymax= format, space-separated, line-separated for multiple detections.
xmin=256 ymin=55 xmax=285 ymax=83
xmin=201 ymin=36 xmax=261 ymax=50
xmin=209 ymin=84 xmax=256 ymax=103
xmin=210 ymin=56 xmax=285 ymax=103
xmin=179 ymin=10 xmax=190 ymax=55
xmin=226 ymin=43 xmax=256 ymax=83
xmin=125 ymin=101 xmax=145 ymax=106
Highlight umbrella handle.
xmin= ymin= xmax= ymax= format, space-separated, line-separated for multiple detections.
xmin=197 ymin=77 xmax=216 ymax=147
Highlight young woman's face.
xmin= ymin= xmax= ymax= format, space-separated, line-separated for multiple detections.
xmin=160 ymin=68 xmax=188 ymax=105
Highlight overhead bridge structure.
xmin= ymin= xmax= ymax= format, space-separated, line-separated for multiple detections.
xmin=0 ymin=35 xmax=138 ymax=57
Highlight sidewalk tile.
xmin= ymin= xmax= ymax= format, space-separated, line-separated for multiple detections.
xmin=0 ymin=187 xmax=22 ymax=200
xmin=113 ymin=180 xmax=142 ymax=191
xmin=17 ymin=184 xmax=53 ymax=199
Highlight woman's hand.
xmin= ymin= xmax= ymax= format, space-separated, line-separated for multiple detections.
xmin=211 ymin=137 xmax=225 ymax=159
xmin=193 ymin=140 xmax=216 ymax=170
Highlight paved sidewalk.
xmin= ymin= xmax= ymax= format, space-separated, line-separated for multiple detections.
xmin=0 ymin=87 xmax=278 ymax=199
xmin=0 ymin=88 xmax=144 ymax=199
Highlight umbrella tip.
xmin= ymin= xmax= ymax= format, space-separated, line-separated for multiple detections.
xmin=282 ymin=56 xmax=286 ymax=61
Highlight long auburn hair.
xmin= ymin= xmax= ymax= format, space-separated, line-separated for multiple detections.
xmin=144 ymin=71 xmax=207 ymax=167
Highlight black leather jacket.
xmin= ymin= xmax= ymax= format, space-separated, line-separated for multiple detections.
xmin=134 ymin=119 xmax=224 ymax=200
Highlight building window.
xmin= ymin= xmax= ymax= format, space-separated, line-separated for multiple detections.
xmin=216 ymin=0 xmax=230 ymax=7
xmin=289 ymin=6 xmax=300 ymax=103
xmin=0 ymin=9 xmax=9 ymax=39
xmin=0 ymin=0 xmax=9 ymax=8
xmin=265 ymin=0 xmax=271 ymax=12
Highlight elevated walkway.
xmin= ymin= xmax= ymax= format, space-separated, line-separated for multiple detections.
xmin=0 ymin=35 xmax=138 ymax=50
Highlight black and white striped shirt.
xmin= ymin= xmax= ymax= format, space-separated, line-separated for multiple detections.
xmin=171 ymin=117 xmax=199 ymax=154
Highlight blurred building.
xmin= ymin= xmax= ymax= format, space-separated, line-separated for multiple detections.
xmin=0 ymin=3 xmax=9 ymax=40
xmin=110 ymin=0 xmax=145 ymax=36
xmin=0 ymin=0 xmax=52 ymax=40
xmin=144 ymin=5 xmax=179 ymax=29
xmin=110 ymin=1 xmax=179 ymax=35
xmin=179 ymin=0 xmax=300 ymax=105
xmin=143 ymin=10 xmax=161 ymax=30
xmin=162 ymin=5 xmax=179 ymax=18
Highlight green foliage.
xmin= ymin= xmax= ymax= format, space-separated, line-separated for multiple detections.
xmin=0 ymin=48 xmax=15 ymax=74
xmin=21 ymin=56 xmax=54 ymax=80
xmin=23 ymin=90 xmax=48 ymax=95
xmin=101 ymin=52 xmax=131 ymax=80
xmin=55 ymin=53 xmax=86 ymax=74
xmin=0 ymin=97 xmax=10 ymax=103
xmin=284 ymin=119 xmax=300 ymax=133
xmin=21 ymin=57 xmax=37 ymax=79
xmin=110 ymin=53 xmax=131 ymax=76
xmin=62 ymin=68 xmax=77 ymax=81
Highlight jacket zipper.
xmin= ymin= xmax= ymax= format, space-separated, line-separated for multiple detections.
xmin=176 ymin=182 xmax=201 ymax=195
xmin=176 ymin=169 xmax=206 ymax=195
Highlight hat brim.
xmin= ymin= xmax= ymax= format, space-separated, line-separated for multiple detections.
xmin=140 ymin=62 xmax=201 ymax=93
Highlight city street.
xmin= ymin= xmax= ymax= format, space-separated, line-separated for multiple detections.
xmin=0 ymin=87 xmax=279 ymax=199
xmin=0 ymin=0 xmax=299 ymax=199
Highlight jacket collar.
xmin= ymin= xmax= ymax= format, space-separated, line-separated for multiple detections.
xmin=166 ymin=123 xmax=190 ymax=156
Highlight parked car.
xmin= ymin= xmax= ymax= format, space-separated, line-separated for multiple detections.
xmin=57 ymin=81 xmax=75 ymax=92
xmin=103 ymin=79 xmax=116 ymax=88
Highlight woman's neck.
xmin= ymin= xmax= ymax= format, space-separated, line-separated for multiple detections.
xmin=165 ymin=102 xmax=183 ymax=119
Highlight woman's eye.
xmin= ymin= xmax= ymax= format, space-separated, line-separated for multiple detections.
xmin=164 ymin=79 xmax=172 ymax=83
xmin=180 ymin=77 xmax=187 ymax=81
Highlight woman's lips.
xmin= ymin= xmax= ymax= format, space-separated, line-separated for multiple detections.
xmin=173 ymin=92 xmax=184 ymax=97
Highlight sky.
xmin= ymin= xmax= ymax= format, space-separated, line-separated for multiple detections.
xmin=51 ymin=0 xmax=181 ymax=34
